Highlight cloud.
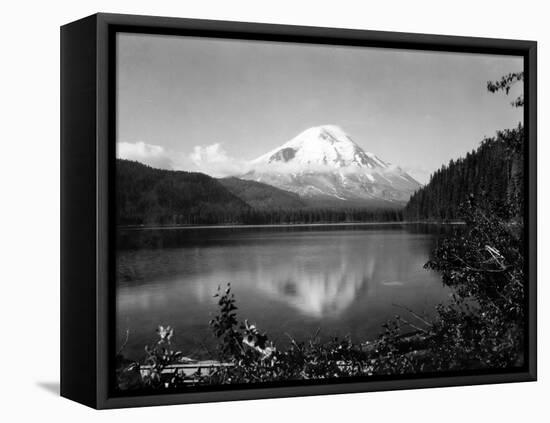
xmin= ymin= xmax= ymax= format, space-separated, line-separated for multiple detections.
xmin=117 ymin=141 xmax=174 ymax=170
xmin=116 ymin=141 xmax=248 ymax=176
xmin=190 ymin=143 xmax=230 ymax=166
xmin=189 ymin=143 xmax=250 ymax=177
xmin=116 ymin=141 xmax=432 ymax=185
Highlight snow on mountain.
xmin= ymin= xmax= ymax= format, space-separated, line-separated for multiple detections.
xmin=252 ymin=125 xmax=389 ymax=169
xmin=243 ymin=125 xmax=421 ymax=204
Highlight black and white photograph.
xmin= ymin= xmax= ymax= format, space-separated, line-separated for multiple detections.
xmin=113 ymin=31 xmax=528 ymax=393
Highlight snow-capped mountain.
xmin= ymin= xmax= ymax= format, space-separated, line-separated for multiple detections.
xmin=243 ymin=125 xmax=421 ymax=204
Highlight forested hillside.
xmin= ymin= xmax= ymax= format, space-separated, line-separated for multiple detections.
xmin=116 ymin=159 xmax=404 ymax=225
xmin=403 ymin=124 xmax=524 ymax=221
xmin=118 ymin=120 xmax=525 ymax=226
xmin=116 ymin=159 xmax=251 ymax=225
xmin=218 ymin=177 xmax=306 ymax=209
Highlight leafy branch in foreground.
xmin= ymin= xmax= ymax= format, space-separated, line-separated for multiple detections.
xmin=487 ymin=71 xmax=524 ymax=107
xmin=353 ymin=209 xmax=524 ymax=375
xmin=422 ymin=197 xmax=525 ymax=370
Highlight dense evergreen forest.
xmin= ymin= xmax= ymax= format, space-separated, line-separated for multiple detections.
xmin=403 ymin=124 xmax=524 ymax=221
xmin=117 ymin=159 xmax=403 ymax=225
xmin=116 ymin=159 xmax=250 ymax=225
xmin=218 ymin=177 xmax=306 ymax=209
xmin=237 ymin=207 xmax=402 ymax=224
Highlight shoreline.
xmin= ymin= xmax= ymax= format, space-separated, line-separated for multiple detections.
xmin=117 ymin=221 xmax=466 ymax=231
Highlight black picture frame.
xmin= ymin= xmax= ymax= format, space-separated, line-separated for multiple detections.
xmin=60 ymin=12 xmax=537 ymax=409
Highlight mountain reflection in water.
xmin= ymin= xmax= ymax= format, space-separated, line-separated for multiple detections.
xmin=116 ymin=225 xmax=452 ymax=361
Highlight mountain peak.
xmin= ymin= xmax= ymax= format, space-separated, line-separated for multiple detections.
xmin=252 ymin=124 xmax=388 ymax=170
xmin=301 ymin=125 xmax=353 ymax=143
xmin=244 ymin=125 xmax=421 ymax=204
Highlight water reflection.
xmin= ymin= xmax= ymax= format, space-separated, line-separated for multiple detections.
xmin=255 ymin=257 xmax=374 ymax=318
xmin=116 ymin=225 xmax=451 ymax=360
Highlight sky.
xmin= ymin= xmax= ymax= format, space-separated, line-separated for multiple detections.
xmin=116 ymin=32 xmax=523 ymax=184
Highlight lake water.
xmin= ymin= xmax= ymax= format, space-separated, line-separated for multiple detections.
xmin=116 ymin=224 xmax=453 ymax=361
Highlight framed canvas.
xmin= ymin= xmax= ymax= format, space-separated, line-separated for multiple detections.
xmin=60 ymin=13 xmax=537 ymax=409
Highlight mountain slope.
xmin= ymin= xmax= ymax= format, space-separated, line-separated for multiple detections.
xmin=116 ymin=159 xmax=250 ymax=225
xmin=243 ymin=125 xmax=421 ymax=205
xmin=218 ymin=177 xmax=307 ymax=209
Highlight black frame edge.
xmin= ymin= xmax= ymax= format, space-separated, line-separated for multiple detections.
xmin=96 ymin=12 xmax=112 ymax=410
xmin=526 ymin=42 xmax=537 ymax=381
xmin=100 ymin=371 xmax=536 ymax=409
xmin=94 ymin=12 xmax=536 ymax=50
xmin=60 ymin=14 xmax=99 ymax=409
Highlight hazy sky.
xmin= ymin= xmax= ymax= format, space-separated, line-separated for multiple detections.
xmin=116 ymin=33 xmax=523 ymax=183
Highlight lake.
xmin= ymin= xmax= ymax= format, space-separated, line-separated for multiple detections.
xmin=116 ymin=224 xmax=453 ymax=361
